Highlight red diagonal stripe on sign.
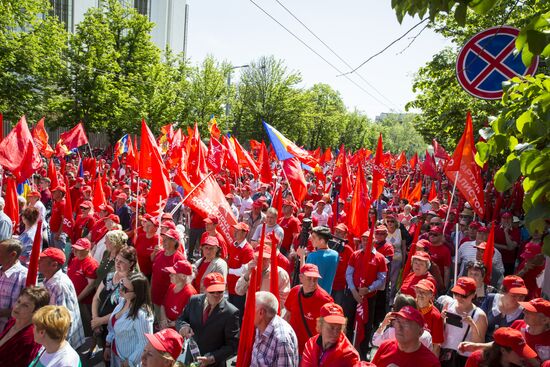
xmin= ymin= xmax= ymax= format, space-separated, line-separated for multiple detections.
xmin=467 ymin=41 xmax=518 ymax=88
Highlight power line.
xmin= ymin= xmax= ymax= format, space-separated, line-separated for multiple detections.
xmin=272 ymin=0 xmax=401 ymax=111
xmin=248 ymin=0 xmax=396 ymax=111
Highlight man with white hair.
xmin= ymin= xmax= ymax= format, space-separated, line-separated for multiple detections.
xmin=251 ymin=291 xmax=299 ymax=367
xmin=0 ymin=198 xmax=12 ymax=241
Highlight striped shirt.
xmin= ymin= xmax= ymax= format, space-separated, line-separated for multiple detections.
xmin=0 ymin=261 xmax=27 ymax=331
xmin=44 ymin=270 xmax=85 ymax=349
xmin=251 ymin=315 xmax=299 ymax=367
xmin=457 ymin=241 xmax=505 ymax=278
xmin=106 ymin=300 xmax=154 ymax=366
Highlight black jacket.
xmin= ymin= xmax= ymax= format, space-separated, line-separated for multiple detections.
xmin=176 ymin=294 xmax=240 ymax=366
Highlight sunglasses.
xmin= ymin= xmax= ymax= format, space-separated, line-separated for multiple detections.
xmin=119 ymin=281 xmax=134 ymax=293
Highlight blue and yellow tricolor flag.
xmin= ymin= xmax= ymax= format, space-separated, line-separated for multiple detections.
xmin=114 ymin=134 xmax=130 ymax=157
xmin=262 ymin=121 xmax=319 ymax=168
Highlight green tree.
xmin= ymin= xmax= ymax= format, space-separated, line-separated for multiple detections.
xmin=0 ymin=0 xmax=69 ymax=124
xmin=377 ymin=113 xmax=427 ymax=156
xmin=338 ymin=109 xmax=373 ymax=150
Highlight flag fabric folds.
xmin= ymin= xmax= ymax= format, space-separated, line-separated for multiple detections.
xmin=206 ymin=138 xmax=226 ymax=174
xmin=262 ymin=121 xmax=318 ymax=167
xmin=235 ymin=268 xmax=257 ymax=367
xmin=31 ymin=118 xmax=54 ymax=158
xmin=0 ymin=116 xmax=42 ymax=183
xmin=348 ymin=164 xmax=370 ymax=238
xmin=483 ymin=223 xmax=496 ymax=284
xmin=433 ymin=139 xmax=450 ymax=160
xmin=371 ymin=133 xmax=385 ymax=202
xmin=4 ymin=177 xmax=19 ymax=231
xmin=421 ymin=150 xmax=437 ymax=178
xmin=58 ymin=122 xmax=89 ymax=150
xmin=282 ymin=157 xmax=307 ymax=204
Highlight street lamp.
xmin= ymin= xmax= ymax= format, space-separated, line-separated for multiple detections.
xmin=226 ymin=64 xmax=249 ymax=126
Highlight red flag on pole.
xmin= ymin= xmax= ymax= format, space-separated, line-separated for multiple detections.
xmin=421 ymin=150 xmax=437 ymax=178
xmin=483 ymin=222 xmax=495 ymax=284
xmin=47 ymin=158 xmax=59 ymax=189
xmin=334 ymin=146 xmax=352 ymax=201
xmin=25 ymin=219 xmax=43 ymax=287
xmin=409 ymin=152 xmax=418 ymax=170
xmin=348 ymin=164 xmax=370 ymax=238
xmin=398 ymin=175 xmax=411 ymax=200
xmin=0 ymin=116 xmax=42 ymax=183
xmin=206 ymin=138 xmax=226 ymax=174
xmin=4 ymin=177 xmax=19 ymax=231
xmin=235 ymin=268 xmax=257 ymax=367
xmin=93 ymin=173 xmax=107 ymax=211
xmin=428 ymin=181 xmax=438 ymax=201
xmin=321 ymin=147 xmax=333 ymax=164
xmin=433 ymin=139 xmax=451 ymax=160
xmin=282 ymin=157 xmax=307 ymax=204
xmin=371 ymin=133 xmax=385 ymax=202
xmin=233 ymin=137 xmax=259 ymax=175
xmin=407 ymin=180 xmax=423 ymax=204
xmin=269 ymin=232 xmax=280 ymax=313
xmin=31 ymin=118 xmax=54 ymax=158
xmin=259 ymin=141 xmax=272 ymax=184
xmin=395 ymin=151 xmax=407 ymax=170
xmin=222 ymin=135 xmax=240 ymax=177
xmin=58 ymin=122 xmax=89 ymax=150
xmin=444 ymin=112 xmax=485 ymax=218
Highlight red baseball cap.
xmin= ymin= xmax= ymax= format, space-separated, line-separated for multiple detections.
xmin=82 ymin=186 xmax=92 ymax=193
xmin=203 ymin=272 xmax=226 ymax=292
xmin=477 ymin=226 xmax=490 ymax=233
xmin=469 ymin=221 xmax=481 ymax=229
xmin=334 ymin=223 xmax=348 ymax=233
xmin=493 ymin=327 xmax=537 ymax=359
xmin=374 ymin=225 xmax=388 ymax=234
xmin=107 ymin=214 xmax=120 ymax=224
xmin=164 ymin=259 xmax=193 ymax=276
xmin=39 ymin=247 xmax=66 ymax=265
xmin=203 ymin=214 xmax=219 ymax=224
xmin=143 ymin=213 xmax=159 ymax=227
xmin=52 ymin=185 xmax=66 ymax=194
xmin=520 ymin=243 xmax=542 ymax=260
xmin=304 ymin=201 xmax=314 ymax=209
xmin=161 ymin=221 xmax=176 ymax=231
xmin=99 ymin=204 xmax=114 ymax=214
xmin=225 ymin=193 xmax=234 ymax=200
xmin=252 ymin=200 xmax=264 ymax=209
xmin=254 ymin=244 xmax=272 ymax=259
xmin=320 ymin=302 xmax=346 ymax=324
xmin=392 ymin=306 xmax=424 ymax=328
xmin=519 ymin=298 xmax=550 ymax=317
xmin=283 ymin=199 xmax=296 ymax=208
xmin=162 ymin=229 xmax=180 ymax=242
xmin=429 ymin=226 xmax=443 ymax=234
xmin=79 ymin=200 xmax=93 ymax=209
xmin=72 ymin=238 xmax=91 ymax=250
xmin=116 ymin=193 xmax=128 ymax=200
xmin=233 ymin=222 xmax=250 ymax=232
xmin=28 ymin=191 xmax=41 ymax=198
xmin=415 ymin=239 xmax=431 ymax=251
xmin=144 ymin=328 xmax=184 ymax=361
xmin=451 ymin=277 xmax=477 ymax=296
xmin=411 ymin=251 xmax=431 ymax=263
xmin=502 ymin=212 xmax=513 ymax=219
xmin=503 ymin=275 xmax=528 ymax=295
xmin=201 ymin=236 xmax=220 ymax=247
xmin=474 ymin=241 xmax=487 ymax=250
xmin=414 ymin=278 xmax=436 ymax=294
xmin=300 ymin=263 xmax=322 ymax=278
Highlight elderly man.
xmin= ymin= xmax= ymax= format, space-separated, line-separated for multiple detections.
xmin=227 ymin=222 xmax=255 ymax=317
xmin=371 ymin=306 xmax=441 ymax=366
xmin=177 ymin=273 xmax=239 ymax=367
xmin=0 ymin=239 xmax=28 ymax=331
xmin=0 ymin=198 xmax=12 ymax=241
xmin=39 ymin=247 xmax=85 ymax=349
xmin=251 ymin=291 xmax=299 ymax=367
xmin=251 ymin=208 xmax=284 ymax=244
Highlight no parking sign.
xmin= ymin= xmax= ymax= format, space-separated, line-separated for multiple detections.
xmin=456 ymin=26 xmax=539 ymax=100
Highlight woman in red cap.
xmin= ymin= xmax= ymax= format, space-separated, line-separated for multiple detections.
xmin=192 ymin=236 xmax=228 ymax=293
xmin=513 ymin=298 xmax=550 ymax=361
xmin=399 ymin=251 xmax=437 ymax=298
xmin=301 ymin=302 xmax=360 ymax=367
xmin=159 ymin=260 xmax=197 ymax=330
xmin=480 ymin=275 xmax=527 ymax=342
xmin=464 ymin=327 xmax=538 ymax=367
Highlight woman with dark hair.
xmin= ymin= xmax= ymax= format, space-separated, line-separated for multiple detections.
xmin=90 ymin=245 xmax=137 ymax=360
xmin=18 ymin=206 xmax=40 ymax=265
xmin=464 ymin=261 xmax=497 ymax=307
xmin=105 ymin=272 xmax=153 ymax=367
xmin=0 ymin=286 xmax=50 ymax=367
xmin=464 ymin=327 xmax=538 ymax=367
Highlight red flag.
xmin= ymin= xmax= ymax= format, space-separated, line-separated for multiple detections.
xmin=208 ymin=117 xmax=221 ymax=140
xmin=47 ymin=158 xmax=59 ymax=189
xmin=222 ymin=135 xmax=240 ymax=176
xmin=133 ymin=135 xmax=140 ymax=170
xmin=249 ymin=139 xmax=262 ymax=152
xmin=139 ymin=119 xmax=161 ymax=180
xmin=428 ymin=181 xmax=438 ymax=201
xmin=348 ymin=164 xmax=370 ymax=238
xmin=421 ymin=150 xmax=437 ymax=178
xmin=206 ymin=138 xmax=226 ymax=174
xmin=4 ymin=177 xmax=19 ymax=231
xmin=282 ymin=157 xmax=307 ymax=204
xmin=271 ymin=185 xmax=283 ymax=219
xmin=407 ymin=180 xmax=423 ymax=203
xmin=483 ymin=222 xmax=495 ymax=284
xmin=93 ymin=173 xmax=107 ymax=211
xmin=235 ymin=268 xmax=257 ymax=367
xmin=371 ymin=134 xmax=385 ymax=202
xmin=334 ymin=146 xmax=352 ymax=201
xmin=184 ymin=124 xmax=208 ymax=185
xmin=311 ymin=147 xmax=321 ymax=161
xmin=31 ymin=118 xmax=54 ymax=158
xmin=409 ymin=152 xmax=418 ymax=170
xmin=433 ymin=139 xmax=450 ymax=160
xmin=126 ymin=135 xmax=136 ymax=170
xmin=63 ymin=178 xmax=75 ymax=239
xmin=233 ymin=137 xmax=259 ymax=175
xmin=183 ymin=174 xmax=237 ymax=247
xmin=395 ymin=151 xmax=407 ymax=170
xmin=259 ymin=141 xmax=272 ymax=184
xmin=141 ymin=120 xmax=171 ymax=214
xmin=269 ymin=232 xmax=280 ymax=313
xmin=321 ymin=147 xmax=333 ymax=164
xmin=0 ymin=116 xmax=42 ymax=183
xmin=398 ymin=175 xmax=411 ymax=200
xmin=444 ymin=112 xmax=485 ymax=218
xmin=25 ymin=219 xmax=43 ymax=287
xmin=59 ymin=122 xmax=88 ymax=150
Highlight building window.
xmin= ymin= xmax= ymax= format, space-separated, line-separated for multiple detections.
xmin=49 ymin=0 xmax=72 ymax=31
xmin=134 ymin=0 xmax=148 ymax=16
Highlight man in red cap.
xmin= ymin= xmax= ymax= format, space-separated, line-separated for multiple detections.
xmin=330 ymin=223 xmax=355 ymax=306
xmin=278 ymin=199 xmax=301 ymax=255
xmin=513 ymin=298 xmax=550 ymax=360
xmin=301 ymin=302 xmax=360 ymax=366
xmin=238 ymin=185 xmax=253 ymax=220
xmin=494 ymin=212 xmax=521 ymax=275
xmin=176 ymin=273 xmax=239 ymax=367
xmin=142 ymin=328 xmax=184 ymax=367
xmin=399 ymin=252 xmax=437 ymax=298
xmin=251 ymin=208 xmax=284 ymax=246
xmin=244 ymin=199 xmax=266 ymax=243
xmin=517 ymin=241 xmax=545 ymax=299
xmin=312 ymin=201 xmax=329 ymax=227
xmin=39 ymin=247 xmax=85 ymax=349
xmin=67 ymin=237 xmax=98 ymax=337
xmin=200 ymin=214 xmax=228 ymax=259
xmin=72 ymin=200 xmax=96 ymax=243
xmin=114 ymin=192 xmax=132 ymax=231
xmin=371 ymin=306 xmax=440 ymax=366
xmin=284 ymin=263 xmax=333 ymax=354
xmin=26 ymin=190 xmax=47 ymax=222
xmin=227 ymin=222 xmax=255 ymax=318
xmin=427 ymin=225 xmax=451 ymax=291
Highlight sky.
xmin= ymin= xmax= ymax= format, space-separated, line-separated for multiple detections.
xmin=185 ymin=0 xmax=452 ymax=119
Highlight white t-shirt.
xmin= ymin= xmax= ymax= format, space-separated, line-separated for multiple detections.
xmin=30 ymin=343 xmax=81 ymax=367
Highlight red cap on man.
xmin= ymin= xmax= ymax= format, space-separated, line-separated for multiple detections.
xmin=519 ymin=298 xmax=550 ymax=317
xmin=164 ymin=259 xmax=193 ymax=276
xmin=144 ymin=328 xmax=184 ymax=361
xmin=39 ymin=248 xmax=66 ymax=265
xmin=493 ymin=327 xmax=537 ymax=359
xmin=72 ymin=238 xmax=91 ymax=251
xmin=300 ymin=263 xmax=322 ymax=278
xmin=232 ymin=222 xmax=250 ymax=232
xmin=203 ymin=272 xmax=226 ymax=292
xmin=392 ymin=306 xmax=424 ymax=328
xmin=320 ymin=303 xmax=346 ymax=324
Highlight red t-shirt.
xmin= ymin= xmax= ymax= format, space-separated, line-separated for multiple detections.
xmin=67 ymin=256 xmax=98 ymax=304
xmin=284 ymin=286 xmax=334 ymax=354
xmin=163 ymin=283 xmax=197 ymax=321
xmin=422 ymin=305 xmax=444 ymax=344
xmin=301 ymin=333 xmax=360 ymax=367
xmin=332 ymin=245 xmax=353 ymax=291
xmin=429 ymin=244 xmax=451 ymax=276
xmin=348 ymin=250 xmax=388 ymax=296
xmin=227 ymin=242 xmax=254 ymax=294
xmin=372 ymin=339 xmax=441 ymax=367
xmin=135 ymin=232 xmax=159 ymax=276
xmin=374 ymin=241 xmax=395 ymax=259
xmin=465 ymin=349 xmax=483 ymax=367
xmin=193 ymin=260 xmax=210 ymax=291
xmin=190 ymin=211 xmax=205 ymax=229
xmin=511 ymin=319 xmax=550 ymax=361
xmin=278 ymin=216 xmax=301 ymax=252
xmin=400 ymin=272 xmax=437 ymax=298
xmin=49 ymin=200 xmax=65 ymax=232
xmin=151 ymin=250 xmax=185 ymax=305
xmin=494 ymin=226 xmax=521 ymax=264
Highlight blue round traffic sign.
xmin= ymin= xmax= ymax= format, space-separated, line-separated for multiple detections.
xmin=456 ymin=26 xmax=539 ymax=100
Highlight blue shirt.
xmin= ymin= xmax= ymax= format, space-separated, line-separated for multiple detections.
xmin=306 ymin=248 xmax=339 ymax=294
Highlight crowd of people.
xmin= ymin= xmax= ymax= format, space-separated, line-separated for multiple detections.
xmin=0 ymin=144 xmax=549 ymax=367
